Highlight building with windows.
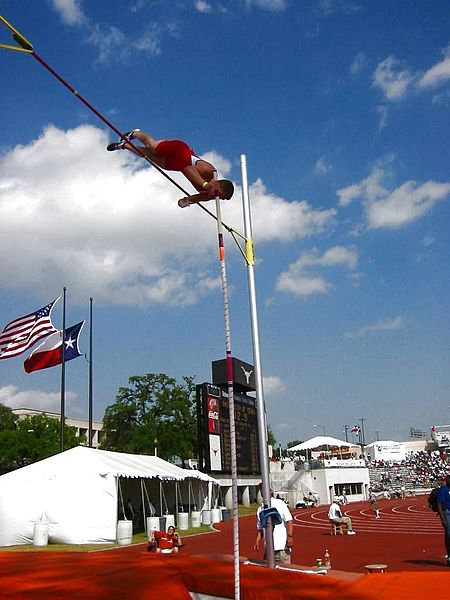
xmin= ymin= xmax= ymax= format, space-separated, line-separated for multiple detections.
xmin=12 ymin=408 xmax=103 ymax=448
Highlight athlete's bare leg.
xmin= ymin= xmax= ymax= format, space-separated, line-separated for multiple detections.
xmin=123 ymin=131 xmax=166 ymax=167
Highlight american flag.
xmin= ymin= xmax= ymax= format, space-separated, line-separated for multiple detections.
xmin=0 ymin=299 xmax=59 ymax=360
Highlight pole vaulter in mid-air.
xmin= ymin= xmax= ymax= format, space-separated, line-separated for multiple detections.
xmin=0 ymin=14 xmax=236 ymax=218
xmin=107 ymin=130 xmax=234 ymax=208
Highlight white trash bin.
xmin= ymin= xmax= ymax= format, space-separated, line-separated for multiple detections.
xmin=191 ymin=511 xmax=201 ymax=528
xmin=117 ymin=520 xmax=133 ymax=545
xmin=33 ymin=521 xmax=49 ymax=547
xmin=177 ymin=512 xmax=189 ymax=530
xmin=201 ymin=509 xmax=212 ymax=525
xmin=164 ymin=514 xmax=175 ymax=531
xmin=211 ymin=508 xmax=221 ymax=524
xmin=147 ymin=516 xmax=160 ymax=536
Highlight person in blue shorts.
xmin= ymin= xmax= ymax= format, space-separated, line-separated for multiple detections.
xmin=437 ymin=475 xmax=450 ymax=567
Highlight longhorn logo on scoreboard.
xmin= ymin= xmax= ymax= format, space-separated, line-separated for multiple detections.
xmin=207 ymin=395 xmax=220 ymax=434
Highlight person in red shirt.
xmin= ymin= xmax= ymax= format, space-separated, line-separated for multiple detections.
xmin=107 ymin=129 xmax=234 ymax=208
xmin=148 ymin=525 xmax=182 ymax=553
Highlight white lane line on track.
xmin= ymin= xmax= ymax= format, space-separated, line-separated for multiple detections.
xmin=292 ymin=503 xmax=443 ymax=535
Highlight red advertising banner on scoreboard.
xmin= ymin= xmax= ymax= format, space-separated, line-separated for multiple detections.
xmin=207 ymin=395 xmax=220 ymax=434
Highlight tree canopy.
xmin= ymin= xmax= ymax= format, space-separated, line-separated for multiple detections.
xmin=100 ymin=373 xmax=197 ymax=465
xmin=0 ymin=407 xmax=83 ymax=474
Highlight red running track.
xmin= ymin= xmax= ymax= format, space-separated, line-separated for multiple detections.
xmin=178 ymin=496 xmax=447 ymax=573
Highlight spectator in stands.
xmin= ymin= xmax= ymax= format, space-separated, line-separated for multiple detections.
xmin=437 ymin=475 xmax=450 ymax=567
xmin=328 ymin=499 xmax=356 ymax=535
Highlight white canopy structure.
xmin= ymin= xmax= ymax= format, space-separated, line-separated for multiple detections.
xmin=0 ymin=446 xmax=218 ymax=547
xmin=286 ymin=435 xmax=359 ymax=452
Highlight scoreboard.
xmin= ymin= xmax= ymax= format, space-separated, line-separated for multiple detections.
xmin=196 ymin=382 xmax=260 ymax=475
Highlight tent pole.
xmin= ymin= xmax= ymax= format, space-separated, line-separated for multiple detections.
xmin=140 ymin=479 xmax=146 ymax=533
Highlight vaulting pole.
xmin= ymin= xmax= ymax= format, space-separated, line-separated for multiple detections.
xmin=240 ymin=155 xmax=275 ymax=568
xmin=214 ymin=189 xmax=240 ymax=600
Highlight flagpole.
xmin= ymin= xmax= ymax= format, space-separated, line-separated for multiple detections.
xmin=88 ymin=297 xmax=93 ymax=448
xmin=60 ymin=287 xmax=66 ymax=452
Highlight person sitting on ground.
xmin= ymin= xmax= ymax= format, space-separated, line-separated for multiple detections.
xmin=303 ymin=494 xmax=314 ymax=508
xmin=107 ymin=129 xmax=234 ymax=207
xmin=148 ymin=525 xmax=182 ymax=554
xmin=328 ymin=498 xmax=356 ymax=535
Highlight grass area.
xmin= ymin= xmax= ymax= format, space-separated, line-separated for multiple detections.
xmin=0 ymin=505 xmax=259 ymax=553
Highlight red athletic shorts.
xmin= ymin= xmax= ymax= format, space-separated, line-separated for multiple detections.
xmin=155 ymin=140 xmax=196 ymax=171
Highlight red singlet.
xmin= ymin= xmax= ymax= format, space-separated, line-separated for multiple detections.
xmin=155 ymin=140 xmax=198 ymax=171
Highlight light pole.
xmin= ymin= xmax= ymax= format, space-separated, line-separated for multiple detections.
xmin=359 ymin=418 xmax=366 ymax=456
xmin=343 ymin=425 xmax=349 ymax=443
xmin=313 ymin=424 xmax=326 ymax=436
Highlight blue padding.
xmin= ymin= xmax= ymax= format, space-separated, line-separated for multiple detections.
xmin=260 ymin=507 xmax=282 ymax=527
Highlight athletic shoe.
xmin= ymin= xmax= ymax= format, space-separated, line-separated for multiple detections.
xmin=107 ymin=141 xmax=126 ymax=151
xmin=347 ymin=531 xmax=356 ymax=535
xmin=121 ymin=129 xmax=140 ymax=140
xmin=178 ymin=198 xmax=191 ymax=208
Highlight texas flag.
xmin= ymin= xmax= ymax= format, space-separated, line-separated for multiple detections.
xmin=24 ymin=321 xmax=85 ymax=373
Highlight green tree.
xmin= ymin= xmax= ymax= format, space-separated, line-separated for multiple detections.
xmin=0 ymin=413 xmax=84 ymax=473
xmin=287 ymin=439 xmax=303 ymax=449
xmin=0 ymin=403 xmax=16 ymax=432
xmin=267 ymin=425 xmax=276 ymax=448
xmin=100 ymin=373 xmax=197 ymax=465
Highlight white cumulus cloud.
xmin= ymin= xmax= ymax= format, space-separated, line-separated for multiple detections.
xmin=372 ymin=56 xmax=415 ymax=101
xmin=345 ymin=316 xmax=405 ymax=339
xmin=337 ymin=168 xmax=450 ymax=229
xmin=276 ymin=246 xmax=358 ymax=297
xmin=0 ymin=385 xmax=78 ymax=412
xmin=0 ymin=124 xmax=332 ymax=308
xmin=51 ymin=0 xmax=87 ymax=26
xmin=418 ymin=45 xmax=450 ymax=89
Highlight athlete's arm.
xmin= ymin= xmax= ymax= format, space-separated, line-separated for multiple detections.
xmin=182 ymin=165 xmax=223 ymax=198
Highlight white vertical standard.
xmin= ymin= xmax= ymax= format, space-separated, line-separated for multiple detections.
xmin=240 ymin=154 xmax=275 ymax=568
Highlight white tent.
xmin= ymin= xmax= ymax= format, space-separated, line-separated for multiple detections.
xmin=286 ymin=435 xmax=359 ymax=452
xmin=364 ymin=440 xmax=406 ymax=462
xmin=0 ymin=446 xmax=218 ymax=547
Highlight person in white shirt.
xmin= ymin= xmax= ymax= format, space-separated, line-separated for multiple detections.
xmin=328 ymin=499 xmax=356 ymax=534
xmin=254 ymin=489 xmax=294 ymax=564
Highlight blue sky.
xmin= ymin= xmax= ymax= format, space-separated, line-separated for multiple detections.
xmin=1 ymin=0 xmax=450 ymax=447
